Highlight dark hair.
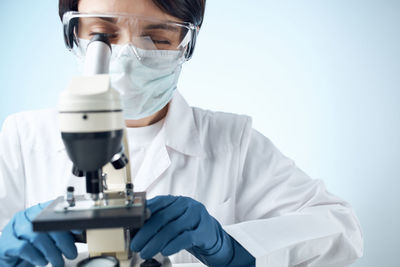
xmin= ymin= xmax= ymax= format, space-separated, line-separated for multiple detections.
xmin=58 ymin=0 xmax=206 ymax=27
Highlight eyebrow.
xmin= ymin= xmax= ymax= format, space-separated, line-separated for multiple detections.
xmin=143 ymin=23 xmax=180 ymax=32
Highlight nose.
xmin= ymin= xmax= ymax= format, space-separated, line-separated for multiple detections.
xmin=112 ymin=21 xmax=141 ymax=46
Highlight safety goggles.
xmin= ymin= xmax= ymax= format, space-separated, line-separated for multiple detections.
xmin=62 ymin=11 xmax=199 ymax=66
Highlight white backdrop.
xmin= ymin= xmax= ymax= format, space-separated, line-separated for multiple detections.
xmin=1 ymin=1 xmax=399 ymax=266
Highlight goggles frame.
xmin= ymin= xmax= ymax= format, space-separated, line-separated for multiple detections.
xmin=62 ymin=11 xmax=199 ymax=61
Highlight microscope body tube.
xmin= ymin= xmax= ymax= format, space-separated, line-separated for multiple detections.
xmin=84 ymin=37 xmax=112 ymax=75
xmin=59 ymin=34 xmax=125 ymax=197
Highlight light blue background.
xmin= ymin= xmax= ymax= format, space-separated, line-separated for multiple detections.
xmin=1 ymin=1 xmax=399 ymax=266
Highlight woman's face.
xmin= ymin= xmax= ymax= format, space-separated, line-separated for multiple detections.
xmin=77 ymin=0 xmax=184 ymax=49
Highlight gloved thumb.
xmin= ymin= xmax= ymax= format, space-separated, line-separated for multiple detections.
xmin=25 ymin=200 xmax=54 ymax=222
xmin=38 ymin=200 xmax=53 ymax=209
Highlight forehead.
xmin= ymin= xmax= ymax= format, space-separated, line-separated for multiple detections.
xmin=78 ymin=0 xmax=182 ymax=23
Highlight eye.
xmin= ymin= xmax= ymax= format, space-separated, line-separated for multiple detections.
xmin=152 ymin=39 xmax=171 ymax=45
xmin=89 ymin=32 xmax=118 ymax=39
xmin=141 ymin=35 xmax=171 ymax=45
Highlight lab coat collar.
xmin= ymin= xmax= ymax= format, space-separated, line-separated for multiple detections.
xmin=163 ymin=90 xmax=203 ymax=157
xmin=134 ymin=126 xmax=171 ymax=191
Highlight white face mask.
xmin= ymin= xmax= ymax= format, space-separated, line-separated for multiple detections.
xmin=110 ymin=44 xmax=182 ymax=120
xmin=77 ymin=39 xmax=183 ymax=120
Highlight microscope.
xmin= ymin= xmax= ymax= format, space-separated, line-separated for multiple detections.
xmin=32 ymin=34 xmax=171 ymax=267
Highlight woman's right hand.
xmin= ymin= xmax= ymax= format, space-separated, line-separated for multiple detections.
xmin=0 ymin=201 xmax=78 ymax=267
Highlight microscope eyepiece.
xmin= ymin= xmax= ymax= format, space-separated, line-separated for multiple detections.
xmin=83 ymin=33 xmax=112 ymax=75
xmin=89 ymin=33 xmax=111 ymax=49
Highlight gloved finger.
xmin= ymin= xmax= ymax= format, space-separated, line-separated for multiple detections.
xmin=146 ymin=195 xmax=178 ymax=214
xmin=71 ymin=229 xmax=83 ymax=235
xmin=38 ymin=200 xmax=53 ymax=210
xmin=140 ymin=208 xmax=197 ymax=259
xmin=0 ymin=220 xmax=37 ymax=266
xmin=14 ymin=211 xmax=65 ymax=267
xmin=22 ymin=233 xmax=64 ymax=267
xmin=49 ymin=232 xmax=78 ymax=259
xmin=24 ymin=200 xmax=53 ymax=222
xmin=24 ymin=205 xmax=44 ymax=222
xmin=14 ymin=213 xmax=64 ymax=267
xmin=160 ymin=231 xmax=194 ymax=257
xmin=6 ymin=238 xmax=48 ymax=267
xmin=16 ymin=260 xmax=35 ymax=267
xmin=131 ymin=197 xmax=186 ymax=252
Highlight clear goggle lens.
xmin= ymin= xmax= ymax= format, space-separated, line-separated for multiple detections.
xmin=63 ymin=12 xmax=197 ymax=68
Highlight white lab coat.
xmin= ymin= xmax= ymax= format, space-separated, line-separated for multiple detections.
xmin=0 ymin=91 xmax=363 ymax=266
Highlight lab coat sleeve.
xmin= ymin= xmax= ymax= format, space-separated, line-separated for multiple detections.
xmin=0 ymin=114 xmax=26 ymax=231
xmin=223 ymin=126 xmax=363 ymax=266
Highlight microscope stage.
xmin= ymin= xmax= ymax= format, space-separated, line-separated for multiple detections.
xmin=32 ymin=192 xmax=147 ymax=232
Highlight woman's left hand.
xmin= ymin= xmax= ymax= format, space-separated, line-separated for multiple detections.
xmin=130 ymin=195 xmax=234 ymax=266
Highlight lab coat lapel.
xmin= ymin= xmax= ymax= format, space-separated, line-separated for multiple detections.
xmin=134 ymin=127 xmax=171 ymax=192
xmin=133 ymin=90 xmax=203 ymax=191
xmin=164 ymin=91 xmax=203 ymax=157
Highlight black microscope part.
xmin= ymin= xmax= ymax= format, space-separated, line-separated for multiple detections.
xmin=111 ymin=153 xmax=129 ymax=170
xmin=85 ymin=170 xmax=103 ymax=194
xmin=62 ymin=130 xmax=123 ymax=172
xmin=90 ymin=33 xmax=112 ymax=49
xmin=72 ymin=165 xmax=85 ymax=177
xmin=126 ymin=183 xmax=133 ymax=189
xmin=140 ymin=259 xmax=162 ymax=267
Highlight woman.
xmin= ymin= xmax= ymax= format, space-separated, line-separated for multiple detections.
xmin=0 ymin=0 xmax=363 ymax=266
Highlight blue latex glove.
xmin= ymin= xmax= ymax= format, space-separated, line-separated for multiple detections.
xmin=131 ymin=195 xmax=255 ymax=267
xmin=0 ymin=201 xmax=78 ymax=267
